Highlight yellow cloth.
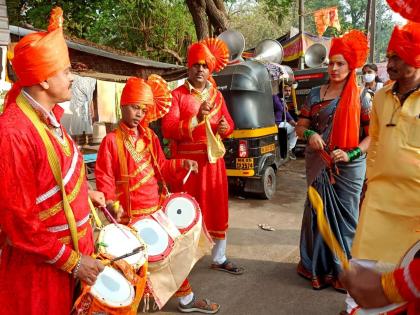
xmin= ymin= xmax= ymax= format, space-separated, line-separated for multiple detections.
xmin=352 ymin=84 xmax=420 ymax=264
xmin=115 ymin=82 xmax=125 ymax=121
xmin=97 ymin=80 xmax=117 ymax=123
xmin=205 ymin=116 xmax=225 ymax=164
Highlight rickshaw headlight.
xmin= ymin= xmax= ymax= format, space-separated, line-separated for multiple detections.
xmin=238 ymin=140 xmax=248 ymax=158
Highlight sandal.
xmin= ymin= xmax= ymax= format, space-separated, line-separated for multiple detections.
xmin=210 ymin=260 xmax=245 ymax=275
xmin=178 ymin=297 xmax=220 ymax=314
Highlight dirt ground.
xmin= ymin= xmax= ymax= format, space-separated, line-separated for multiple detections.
xmin=155 ymin=158 xmax=346 ymax=315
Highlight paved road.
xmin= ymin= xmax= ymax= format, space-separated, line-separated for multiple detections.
xmin=156 ymin=159 xmax=345 ymax=315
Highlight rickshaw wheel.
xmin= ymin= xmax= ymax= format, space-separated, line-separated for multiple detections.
xmin=259 ymin=166 xmax=276 ymax=200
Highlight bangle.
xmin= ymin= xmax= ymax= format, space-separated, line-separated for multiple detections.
xmin=72 ymin=255 xmax=82 ymax=278
xmin=346 ymin=147 xmax=362 ymax=162
xmin=303 ymin=129 xmax=316 ymax=141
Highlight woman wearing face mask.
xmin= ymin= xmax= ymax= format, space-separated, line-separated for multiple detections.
xmin=362 ymin=63 xmax=384 ymax=93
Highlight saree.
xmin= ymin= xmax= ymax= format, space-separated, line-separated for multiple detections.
xmin=297 ymin=87 xmax=371 ymax=290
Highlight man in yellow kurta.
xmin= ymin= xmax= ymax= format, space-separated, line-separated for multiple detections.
xmin=344 ymin=22 xmax=420 ymax=314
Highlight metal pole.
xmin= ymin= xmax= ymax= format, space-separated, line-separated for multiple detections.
xmin=369 ymin=0 xmax=376 ymax=62
xmin=298 ymin=0 xmax=305 ymax=69
xmin=365 ymin=0 xmax=372 ymax=33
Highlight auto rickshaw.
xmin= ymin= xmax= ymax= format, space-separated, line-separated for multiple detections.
xmin=213 ymin=31 xmax=294 ymax=199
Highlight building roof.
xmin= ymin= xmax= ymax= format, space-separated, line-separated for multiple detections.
xmin=9 ymin=25 xmax=184 ymax=70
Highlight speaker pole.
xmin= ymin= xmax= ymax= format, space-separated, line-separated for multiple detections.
xmin=298 ymin=0 xmax=305 ymax=69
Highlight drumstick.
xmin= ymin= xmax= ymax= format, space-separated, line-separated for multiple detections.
xmin=182 ymin=165 xmax=193 ymax=185
xmin=99 ymin=206 xmax=132 ymax=239
xmin=308 ymin=186 xmax=350 ymax=270
xmin=102 ymin=246 xmax=146 ymax=266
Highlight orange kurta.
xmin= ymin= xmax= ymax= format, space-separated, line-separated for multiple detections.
xmin=0 ymin=94 xmax=94 ymax=314
xmin=161 ymin=82 xmax=234 ymax=239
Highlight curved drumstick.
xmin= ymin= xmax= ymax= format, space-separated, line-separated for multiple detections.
xmin=308 ymin=186 xmax=350 ymax=270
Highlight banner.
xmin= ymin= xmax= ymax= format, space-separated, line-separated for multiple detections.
xmin=313 ymin=6 xmax=341 ymax=36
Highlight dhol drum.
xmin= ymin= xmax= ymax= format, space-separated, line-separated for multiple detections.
xmin=131 ymin=215 xmax=175 ymax=263
xmin=73 ymin=255 xmax=148 ymax=315
xmin=97 ymin=224 xmax=147 ymax=271
xmin=162 ymin=193 xmax=201 ymax=234
xmin=352 ymin=241 xmax=420 ymax=315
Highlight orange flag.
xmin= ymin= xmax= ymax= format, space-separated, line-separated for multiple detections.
xmin=314 ymin=7 xmax=341 ymax=36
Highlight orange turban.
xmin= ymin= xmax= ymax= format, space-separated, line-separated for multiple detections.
xmin=12 ymin=7 xmax=70 ymax=86
xmin=187 ymin=38 xmax=229 ymax=73
xmin=387 ymin=22 xmax=420 ymax=68
xmin=4 ymin=7 xmax=70 ymax=108
xmin=328 ymin=30 xmax=369 ymax=151
xmin=329 ymin=29 xmax=368 ymax=70
xmin=386 ymin=0 xmax=420 ymax=23
xmin=120 ymin=75 xmax=172 ymax=125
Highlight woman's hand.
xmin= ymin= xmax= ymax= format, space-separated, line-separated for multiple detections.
xmin=331 ymin=149 xmax=350 ymax=163
xmin=308 ymin=133 xmax=326 ymax=151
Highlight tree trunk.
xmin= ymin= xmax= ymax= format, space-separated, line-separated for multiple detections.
xmin=186 ymin=0 xmax=229 ymax=40
xmin=186 ymin=0 xmax=209 ymax=40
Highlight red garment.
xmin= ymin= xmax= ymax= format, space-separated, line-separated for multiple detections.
xmin=393 ymin=259 xmax=420 ymax=314
xmin=161 ymin=82 xmax=234 ymax=239
xmin=0 ymin=96 xmax=94 ymax=314
xmin=95 ymin=123 xmax=186 ymax=220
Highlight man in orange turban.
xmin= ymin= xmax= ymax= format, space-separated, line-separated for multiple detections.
xmin=95 ymin=76 xmax=220 ymax=313
xmin=0 ymin=7 xmax=104 ymax=315
xmin=162 ymin=39 xmax=245 ymax=276
xmin=344 ymin=21 xmax=420 ymax=315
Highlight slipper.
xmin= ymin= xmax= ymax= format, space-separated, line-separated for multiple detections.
xmin=210 ymin=260 xmax=245 ymax=275
xmin=178 ymin=297 xmax=220 ymax=314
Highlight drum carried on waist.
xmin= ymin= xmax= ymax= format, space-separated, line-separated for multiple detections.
xmin=73 ymin=254 xmax=148 ymax=315
xmin=352 ymin=241 xmax=420 ymax=315
xmin=97 ymin=224 xmax=147 ymax=271
xmin=162 ymin=193 xmax=201 ymax=234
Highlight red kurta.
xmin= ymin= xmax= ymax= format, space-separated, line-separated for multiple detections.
xmin=0 ymin=95 xmax=94 ymax=315
xmin=95 ymin=123 xmax=186 ymax=221
xmin=161 ymin=82 xmax=234 ymax=239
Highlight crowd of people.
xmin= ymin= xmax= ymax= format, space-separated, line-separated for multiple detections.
xmin=0 ymin=3 xmax=419 ymax=315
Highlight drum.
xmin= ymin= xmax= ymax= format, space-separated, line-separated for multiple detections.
xmin=131 ymin=218 xmax=174 ymax=263
xmin=162 ymin=193 xmax=201 ymax=233
xmin=73 ymin=256 xmax=148 ymax=315
xmin=352 ymin=241 xmax=420 ymax=315
xmin=97 ymin=224 xmax=147 ymax=271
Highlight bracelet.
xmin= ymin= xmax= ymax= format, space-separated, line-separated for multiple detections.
xmin=346 ymin=147 xmax=362 ymax=162
xmin=72 ymin=255 xmax=82 ymax=278
xmin=303 ymin=129 xmax=316 ymax=141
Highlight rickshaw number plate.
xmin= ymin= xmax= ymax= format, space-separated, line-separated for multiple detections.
xmin=261 ymin=144 xmax=275 ymax=154
xmin=236 ymin=158 xmax=254 ymax=169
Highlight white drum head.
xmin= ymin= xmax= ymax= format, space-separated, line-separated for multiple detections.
xmin=132 ymin=218 xmax=170 ymax=258
xmin=91 ymin=266 xmax=134 ymax=307
xmin=165 ymin=196 xmax=197 ymax=230
xmin=98 ymin=224 xmax=147 ymax=269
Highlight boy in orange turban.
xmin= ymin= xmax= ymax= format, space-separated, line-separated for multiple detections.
xmin=0 ymin=7 xmax=104 ymax=315
xmin=95 ymin=76 xmax=220 ymax=313
xmin=344 ymin=21 xmax=420 ymax=315
xmin=162 ymin=38 xmax=245 ymax=276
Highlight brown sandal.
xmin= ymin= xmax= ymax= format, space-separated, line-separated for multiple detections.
xmin=178 ymin=297 xmax=220 ymax=314
xmin=210 ymin=260 xmax=245 ymax=275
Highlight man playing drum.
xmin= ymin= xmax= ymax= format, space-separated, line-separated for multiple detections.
xmin=343 ymin=21 xmax=420 ymax=315
xmin=95 ymin=76 xmax=220 ymax=313
xmin=162 ymin=38 xmax=244 ymax=275
xmin=0 ymin=7 xmax=104 ymax=314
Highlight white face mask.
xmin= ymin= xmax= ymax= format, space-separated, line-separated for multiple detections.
xmin=363 ymin=73 xmax=376 ymax=83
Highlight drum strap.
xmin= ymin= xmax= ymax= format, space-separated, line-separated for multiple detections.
xmin=17 ymin=94 xmax=80 ymax=252
xmin=88 ymin=198 xmax=103 ymax=229
xmin=115 ymin=127 xmax=132 ymax=217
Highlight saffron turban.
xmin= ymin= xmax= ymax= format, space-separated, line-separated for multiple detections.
xmin=387 ymin=22 xmax=420 ymax=68
xmin=386 ymin=0 xmax=420 ymax=23
xmin=187 ymin=38 xmax=229 ymax=73
xmin=12 ymin=7 xmax=70 ymax=86
xmin=328 ymin=30 xmax=369 ymax=150
xmin=120 ymin=75 xmax=172 ymax=124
